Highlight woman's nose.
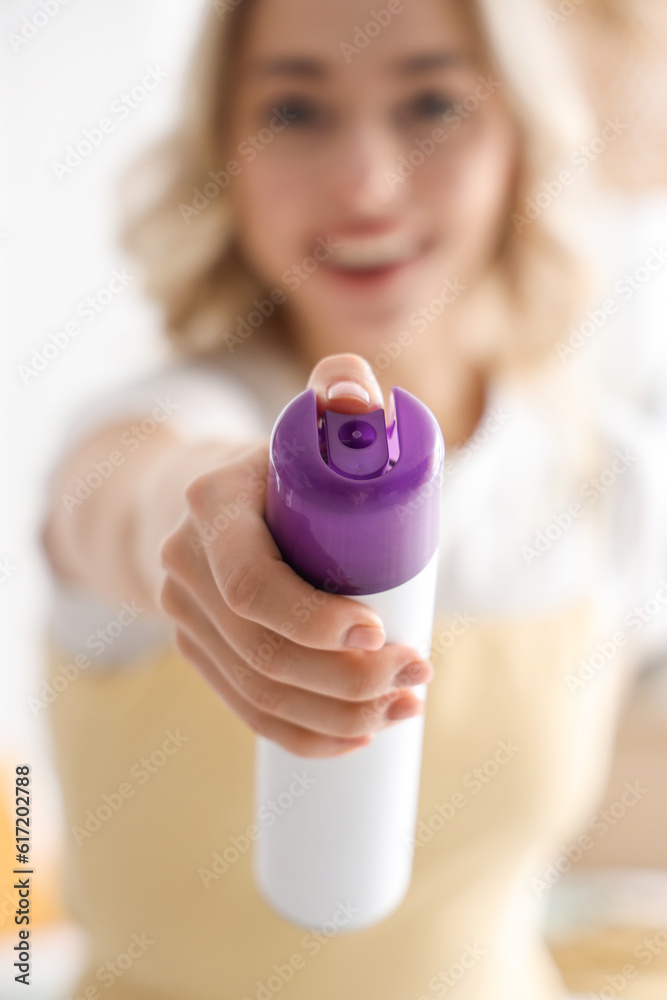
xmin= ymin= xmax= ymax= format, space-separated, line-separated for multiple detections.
xmin=324 ymin=120 xmax=406 ymax=216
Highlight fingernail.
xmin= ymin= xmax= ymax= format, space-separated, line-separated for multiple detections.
xmin=392 ymin=662 xmax=434 ymax=688
xmin=333 ymin=735 xmax=373 ymax=754
xmin=326 ymin=380 xmax=370 ymax=405
xmin=386 ymin=697 xmax=425 ymax=722
xmin=343 ymin=625 xmax=386 ymax=650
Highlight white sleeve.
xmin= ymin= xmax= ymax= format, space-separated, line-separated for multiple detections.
xmin=578 ymin=194 xmax=667 ymax=664
xmin=434 ymin=371 xmax=667 ymax=672
xmin=585 ymin=385 xmax=667 ymax=666
xmin=50 ymin=358 xmax=268 ymax=464
xmin=41 ymin=357 xmax=269 ymax=516
xmin=42 ymin=359 xmax=270 ymax=668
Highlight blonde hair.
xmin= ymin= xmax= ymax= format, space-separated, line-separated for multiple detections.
xmin=550 ymin=0 xmax=667 ymax=190
xmin=115 ymin=0 xmax=600 ymax=372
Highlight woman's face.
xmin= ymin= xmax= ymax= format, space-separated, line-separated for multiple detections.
xmin=228 ymin=0 xmax=518 ymax=360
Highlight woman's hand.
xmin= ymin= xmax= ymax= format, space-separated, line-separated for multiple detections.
xmin=158 ymin=353 xmax=434 ymax=758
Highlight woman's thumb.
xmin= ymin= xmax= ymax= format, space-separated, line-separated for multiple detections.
xmin=306 ymin=353 xmax=384 ymax=417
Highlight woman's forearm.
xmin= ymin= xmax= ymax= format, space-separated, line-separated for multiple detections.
xmin=41 ymin=418 xmax=265 ymax=614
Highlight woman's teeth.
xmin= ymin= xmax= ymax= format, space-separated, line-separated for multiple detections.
xmin=326 ymin=234 xmax=420 ymax=270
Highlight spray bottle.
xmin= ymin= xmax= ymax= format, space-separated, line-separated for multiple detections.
xmin=253 ymin=382 xmax=444 ymax=931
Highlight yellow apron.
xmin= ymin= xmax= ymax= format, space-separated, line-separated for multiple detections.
xmin=45 ymin=603 xmax=647 ymax=999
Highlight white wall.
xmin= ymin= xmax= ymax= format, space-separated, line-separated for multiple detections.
xmin=0 ymin=2 xmax=208 ymax=994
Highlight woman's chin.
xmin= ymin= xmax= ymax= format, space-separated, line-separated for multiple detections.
xmin=302 ymin=298 xmax=418 ymax=344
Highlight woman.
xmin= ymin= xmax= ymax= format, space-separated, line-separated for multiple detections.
xmin=40 ymin=0 xmax=667 ymax=996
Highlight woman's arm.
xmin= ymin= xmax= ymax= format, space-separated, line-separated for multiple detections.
xmin=40 ymin=417 xmax=264 ymax=614
xmin=40 ymin=354 xmax=432 ymax=758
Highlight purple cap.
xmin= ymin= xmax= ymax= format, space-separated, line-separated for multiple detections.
xmin=265 ymin=387 xmax=444 ymax=595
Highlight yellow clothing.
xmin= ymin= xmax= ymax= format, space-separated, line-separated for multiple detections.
xmin=550 ymin=926 xmax=667 ymax=999
xmin=45 ymin=601 xmax=631 ymax=1000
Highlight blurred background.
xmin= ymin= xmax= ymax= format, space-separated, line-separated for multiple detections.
xmin=1 ymin=3 xmax=207 ymax=995
xmin=1 ymin=1 xmax=666 ymax=997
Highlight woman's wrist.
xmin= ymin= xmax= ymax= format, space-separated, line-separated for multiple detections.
xmin=132 ymin=434 xmax=267 ymax=613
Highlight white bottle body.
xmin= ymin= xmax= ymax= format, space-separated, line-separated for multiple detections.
xmin=252 ymin=549 xmax=438 ymax=932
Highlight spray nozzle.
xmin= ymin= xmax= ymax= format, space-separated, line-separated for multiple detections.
xmin=321 ymin=407 xmax=390 ymax=480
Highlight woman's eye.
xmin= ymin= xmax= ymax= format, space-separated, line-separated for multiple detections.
xmin=406 ymin=91 xmax=456 ymax=122
xmin=268 ymin=98 xmax=323 ymax=128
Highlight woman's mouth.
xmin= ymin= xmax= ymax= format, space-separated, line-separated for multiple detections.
xmin=316 ymin=231 xmax=430 ymax=291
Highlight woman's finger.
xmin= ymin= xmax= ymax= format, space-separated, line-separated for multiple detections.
xmin=160 ymin=564 xmax=432 ymax=702
xmin=160 ymin=576 xmax=425 ymax=738
xmin=171 ymin=627 xmax=374 ymax=759
xmin=306 ymin=352 xmax=385 ymax=417
xmin=164 ymin=508 xmax=386 ymax=651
